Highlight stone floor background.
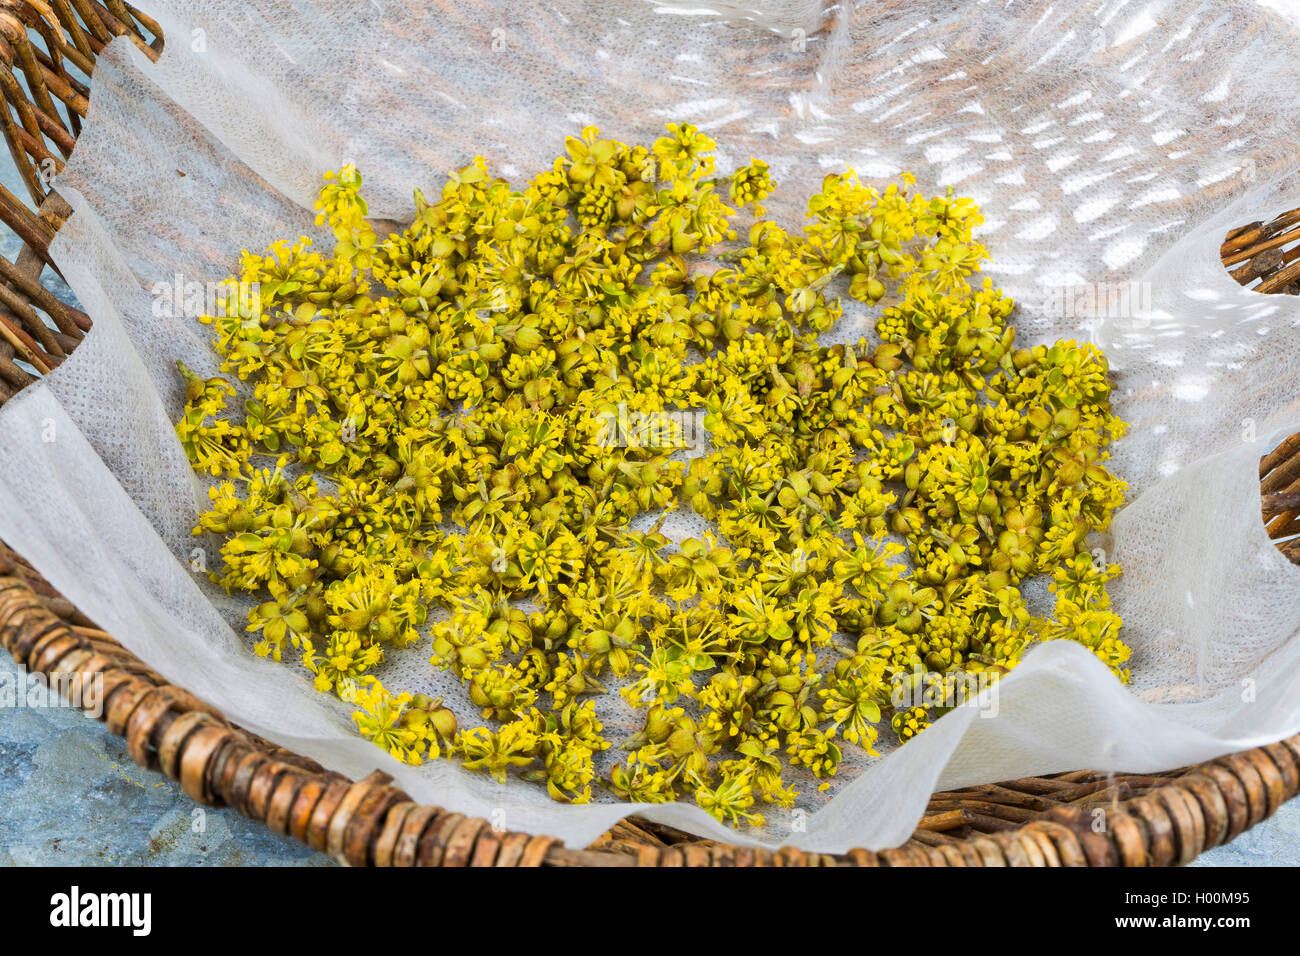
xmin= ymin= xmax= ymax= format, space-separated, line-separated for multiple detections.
xmin=0 ymin=653 xmax=328 ymax=865
xmin=0 ymin=109 xmax=1296 ymax=870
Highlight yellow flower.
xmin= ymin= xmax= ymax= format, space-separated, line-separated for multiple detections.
xmin=175 ymin=124 xmax=1128 ymax=826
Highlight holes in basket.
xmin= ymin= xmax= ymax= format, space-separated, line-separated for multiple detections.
xmin=1222 ymin=206 xmax=1300 ymax=294
xmin=1229 ymin=215 xmax=1300 ymax=561
xmin=1261 ymin=432 xmax=1300 ymax=563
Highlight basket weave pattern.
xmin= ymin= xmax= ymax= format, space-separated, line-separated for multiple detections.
xmin=0 ymin=1 xmax=1297 ymax=866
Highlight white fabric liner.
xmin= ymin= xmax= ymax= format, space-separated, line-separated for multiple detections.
xmin=3 ymin=0 xmax=1300 ymax=852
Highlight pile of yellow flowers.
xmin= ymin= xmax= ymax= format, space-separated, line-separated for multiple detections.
xmin=175 ymin=123 xmax=1128 ymax=827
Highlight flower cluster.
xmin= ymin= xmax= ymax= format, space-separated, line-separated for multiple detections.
xmin=176 ymin=124 xmax=1127 ymax=828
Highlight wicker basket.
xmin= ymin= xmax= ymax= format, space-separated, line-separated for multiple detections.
xmin=1 ymin=1 xmax=1298 ymax=867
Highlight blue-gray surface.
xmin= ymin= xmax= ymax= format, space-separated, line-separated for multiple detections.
xmin=0 ymin=91 xmax=1294 ymax=871
xmin=0 ymin=654 xmax=329 ymax=865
